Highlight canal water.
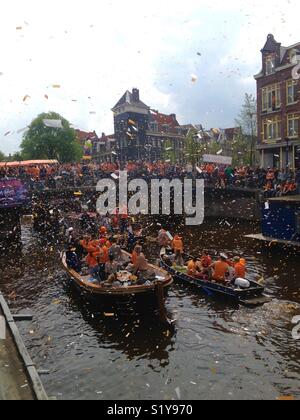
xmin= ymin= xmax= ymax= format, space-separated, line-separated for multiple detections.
xmin=0 ymin=218 xmax=299 ymax=400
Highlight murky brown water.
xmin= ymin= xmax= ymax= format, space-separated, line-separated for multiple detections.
xmin=0 ymin=219 xmax=299 ymax=400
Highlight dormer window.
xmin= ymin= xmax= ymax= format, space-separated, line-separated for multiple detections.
xmin=265 ymin=56 xmax=276 ymax=75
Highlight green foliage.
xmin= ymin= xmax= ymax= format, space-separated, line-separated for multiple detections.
xmin=235 ymin=93 xmax=258 ymax=166
xmin=184 ymin=129 xmax=223 ymax=166
xmin=235 ymin=93 xmax=257 ymax=136
xmin=0 ymin=151 xmax=6 ymax=162
xmin=184 ymin=129 xmax=203 ymax=166
xmin=231 ymin=132 xmax=251 ymax=166
xmin=162 ymin=139 xmax=177 ymax=164
xmin=21 ymin=112 xmax=83 ymax=163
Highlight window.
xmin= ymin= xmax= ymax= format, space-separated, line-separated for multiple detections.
xmin=265 ymin=56 xmax=276 ymax=75
xmin=287 ymin=114 xmax=299 ymax=138
xmin=262 ymin=116 xmax=282 ymax=142
xmin=286 ymin=80 xmax=297 ymax=104
xmin=262 ymin=84 xmax=281 ymax=112
xmin=150 ymin=122 xmax=158 ymax=131
xmin=162 ymin=124 xmax=169 ymax=132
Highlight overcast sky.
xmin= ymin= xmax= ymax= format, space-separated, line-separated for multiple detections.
xmin=0 ymin=0 xmax=299 ymax=154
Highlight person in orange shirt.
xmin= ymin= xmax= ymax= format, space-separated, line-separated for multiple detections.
xmin=234 ymin=257 xmax=247 ymax=279
xmin=98 ymin=241 xmax=109 ymax=264
xmin=172 ymin=235 xmax=184 ymax=254
xmin=80 ymin=235 xmax=91 ymax=256
xmin=200 ymin=250 xmax=212 ymax=269
xmin=131 ymin=245 xmax=139 ymax=266
xmin=187 ymin=258 xmax=202 ymax=279
xmin=99 ymin=226 xmax=108 ymax=238
xmin=210 ymin=254 xmax=230 ymax=283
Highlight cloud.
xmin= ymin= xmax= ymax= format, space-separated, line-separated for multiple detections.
xmin=0 ymin=0 xmax=299 ymax=154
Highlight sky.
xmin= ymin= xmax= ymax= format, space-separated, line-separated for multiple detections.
xmin=0 ymin=0 xmax=299 ymax=155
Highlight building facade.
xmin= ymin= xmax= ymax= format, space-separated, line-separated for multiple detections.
xmin=91 ymin=133 xmax=117 ymax=163
xmin=112 ymin=89 xmax=150 ymax=161
xmin=254 ymin=34 xmax=300 ymax=169
xmin=112 ymin=88 xmax=187 ymax=162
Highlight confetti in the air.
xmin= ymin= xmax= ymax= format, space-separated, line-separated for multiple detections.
xmin=191 ymin=74 xmax=198 ymax=83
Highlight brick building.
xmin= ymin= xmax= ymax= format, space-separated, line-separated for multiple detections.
xmin=112 ymin=88 xmax=187 ymax=162
xmin=92 ymin=133 xmax=117 ymax=163
xmin=112 ymin=89 xmax=150 ymax=161
xmin=254 ymin=34 xmax=300 ymax=169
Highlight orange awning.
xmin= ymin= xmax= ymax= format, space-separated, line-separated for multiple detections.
xmin=0 ymin=160 xmax=59 ymax=168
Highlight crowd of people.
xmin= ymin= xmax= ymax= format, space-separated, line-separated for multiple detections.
xmin=1 ymin=160 xmax=300 ymax=195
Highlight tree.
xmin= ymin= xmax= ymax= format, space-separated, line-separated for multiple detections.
xmin=21 ymin=112 xmax=83 ymax=163
xmin=162 ymin=139 xmax=177 ymax=164
xmin=235 ymin=94 xmax=258 ymax=166
xmin=0 ymin=151 xmax=6 ymax=162
xmin=184 ymin=129 xmax=203 ymax=167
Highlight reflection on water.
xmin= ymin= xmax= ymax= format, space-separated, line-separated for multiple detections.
xmin=0 ymin=219 xmax=299 ymax=400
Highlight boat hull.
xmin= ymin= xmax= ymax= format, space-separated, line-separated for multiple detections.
xmin=160 ymin=257 xmax=268 ymax=305
xmin=61 ymin=252 xmax=173 ymax=302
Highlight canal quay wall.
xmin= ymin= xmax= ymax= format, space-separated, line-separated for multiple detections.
xmin=0 ymin=293 xmax=48 ymax=400
xmin=33 ymin=185 xmax=262 ymax=222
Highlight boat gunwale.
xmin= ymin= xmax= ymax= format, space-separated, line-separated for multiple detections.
xmin=62 ymin=252 xmax=173 ymax=296
xmin=160 ymin=254 xmax=265 ymax=298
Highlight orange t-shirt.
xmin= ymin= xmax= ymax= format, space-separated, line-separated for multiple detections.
xmin=86 ymin=253 xmax=98 ymax=268
xmin=172 ymin=238 xmax=183 ymax=253
xmin=201 ymin=255 xmax=212 ymax=268
xmin=132 ymin=251 xmax=138 ymax=265
xmin=187 ymin=260 xmax=197 ymax=276
xmin=213 ymin=261 xmax=229 ymax=281
xmin=98 ymin=246 xmax=109 ymax=264
xmin=235 ymin=263 xmax=246 ymax=279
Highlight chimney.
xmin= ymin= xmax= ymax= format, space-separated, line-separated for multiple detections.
xmin=132 ymin=88 xmax=140 ymax=102
xmin=170 ymin=113 xmax=177 ymax=121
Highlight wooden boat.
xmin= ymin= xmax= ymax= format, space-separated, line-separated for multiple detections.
xmin=160 ymin=253 xmax=270 ymax=306
xmin=61 ymin=251 xmax=173 ymax=300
